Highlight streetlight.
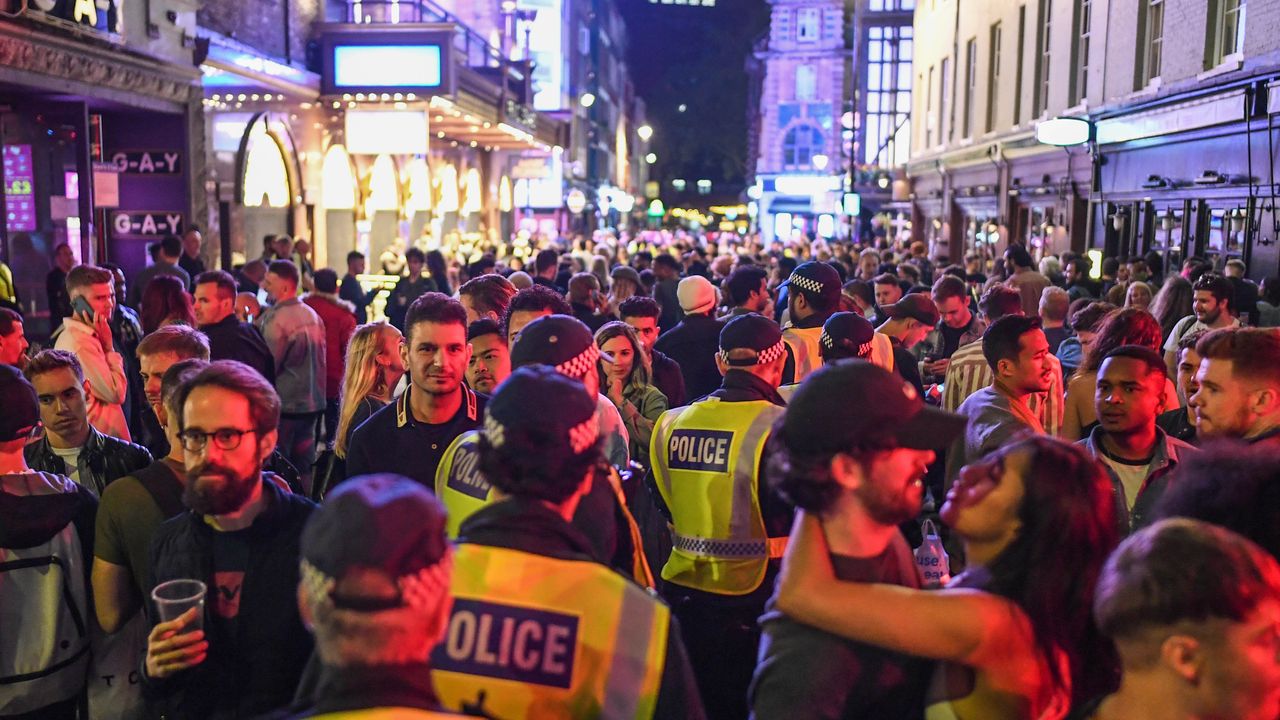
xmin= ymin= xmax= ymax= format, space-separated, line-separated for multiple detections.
xmin=645 ymin=152 xmax=657 ymax=164
xmin=637 ymin=124 xmax=653 ymax=141
xmin=580 ymin=93 xmax=596 ymax=108
xmin=811 ymin=153 xmax=829 ymax=171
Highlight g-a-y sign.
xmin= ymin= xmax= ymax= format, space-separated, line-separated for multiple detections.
xmin=109 ymin=151 xmax=182 ymax=175
xmin=112 ymin=211 xmax=184 ymax=238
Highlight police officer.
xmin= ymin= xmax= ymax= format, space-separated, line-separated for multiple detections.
xmin=431 ymin=366 xmax=706 ymax=720
xmin=435 ymin=315 xmax=650 ymax=585
xmin=778 ymin=261 xmax=842 ymax=383
xmin=648 ymin=313 xmax=792 ymax=720
xmin=777 ymin=311 xmax=878 ymax=403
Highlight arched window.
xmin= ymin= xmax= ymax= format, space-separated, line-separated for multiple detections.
xmin=782 ymin=124 xmax=824 ymax=169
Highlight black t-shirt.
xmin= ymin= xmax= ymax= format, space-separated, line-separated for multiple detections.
xmin=750 ymin=533 xmax=930 ymax=720
xmin=211 ymin=529 xmax=252 ymax=640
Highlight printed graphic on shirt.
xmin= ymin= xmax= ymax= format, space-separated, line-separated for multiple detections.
xmin=213 ymin=572 xmax=244 ymax=619
xmin=446 ymin=443 xmax=490 ymax=501
xmin=667 ymin=429 xmax=734 ymax=472
xmin=433 ymin=599 xmax=579 ymax=688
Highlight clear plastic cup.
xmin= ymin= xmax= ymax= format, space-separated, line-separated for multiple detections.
xmin=152 ymin=579 xmax=206 ymax=632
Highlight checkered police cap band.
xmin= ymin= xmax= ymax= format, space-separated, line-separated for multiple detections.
xmin=821 ymin=330 xmax=873 ymax=357
xmin=788 ymin=271 xmax=827 ymax=295
xmin=484 ymin=409 xmax=599 ymax=454
xmin=720 ymin=337 xmax=786 ymax=367
xmin=555 ymin=344 xmax=600 ymax=379
xmin=299 ymin=550 xmax=453 ymax=612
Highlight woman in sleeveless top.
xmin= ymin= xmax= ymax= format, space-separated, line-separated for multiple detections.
xmin=775 ymin=436 xmax=1120 ymax=720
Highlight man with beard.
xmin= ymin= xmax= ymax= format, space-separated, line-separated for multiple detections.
xmin=1163 ymin=273 xmax=1239 ymax=377
xmin=751 ymin=361 xmax=966 ymax=720
xmin=1188 ymin=327 xmax=1280 ymax=446
xmin=24 ymin=350 xmax=151 ymax=495
xmin=464 ymin=319 xmax=509 ymax=395
xmin=346 ymin=293 xmax=485 ymax=487
xmin=946 ymin=315 xmax=1055 ymax=483
xmin=720 ymin=265 xmax=771 ymax=322
xmin=142 ymin=361 xmax=315 ymax=719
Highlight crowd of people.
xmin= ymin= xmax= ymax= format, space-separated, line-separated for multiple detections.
xmin=2 ymin=225 xmax=1280 ymax=720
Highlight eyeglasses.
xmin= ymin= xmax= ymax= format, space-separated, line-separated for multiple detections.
xmin=178 ymin=428 xmax=257 ymax=453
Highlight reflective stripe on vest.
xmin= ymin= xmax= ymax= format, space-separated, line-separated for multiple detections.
xmin=650 ymin=398 xmax=786 ymax=595
xmin=434 ymin=431 xmax=491 ymax=538
xmin=783 ymin=325 xmax=824 ymax=382
xmin=431 ymin=544 xmax=668 ymax=720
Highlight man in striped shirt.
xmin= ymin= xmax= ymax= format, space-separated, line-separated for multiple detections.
xmin=942 ymin=284 xmax=1064 ymax=436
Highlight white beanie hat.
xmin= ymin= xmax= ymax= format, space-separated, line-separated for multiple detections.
xmin=677 ymin=276 xmax=718 ymax=315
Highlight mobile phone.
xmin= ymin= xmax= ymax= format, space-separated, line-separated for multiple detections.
xmin=72 ymin=295 xmax=94 ymax=320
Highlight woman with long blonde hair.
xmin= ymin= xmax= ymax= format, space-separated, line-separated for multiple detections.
xmin=334 ymin=322 xmax=406 ymax=459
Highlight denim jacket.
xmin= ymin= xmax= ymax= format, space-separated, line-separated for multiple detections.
xmin=1078 ymin=425 xmax=1197 ymax=533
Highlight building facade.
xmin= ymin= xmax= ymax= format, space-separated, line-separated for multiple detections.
xmin=0 ymin=0 xmax=202 ymax=335
xmin=909 ymin=0 xmax=1280 ymax=278
xmin=748 ymin=0 xmax=915 ymax=245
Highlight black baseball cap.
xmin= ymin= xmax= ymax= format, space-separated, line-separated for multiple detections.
xmin=719 ymin=314 xmax=786 ymax=366
xmin=779 ymin=261 xmax=842 ymax=307
xmin=0 ymin=365 xmax=39 ymax=441
xmin=883 ymin=293 xmax=940 ymax=327
xmin=485 ymin=365 xmax=599 ymax=459
xmin=783 ymin=361 xmax=966 ymax=453
xmin=820 ymin=312 xmax=876 ymax=359
xmin=301 ymin=473 xmax=450 ymax=611
xmin=508 ymin=314 xmax=611 ymax=378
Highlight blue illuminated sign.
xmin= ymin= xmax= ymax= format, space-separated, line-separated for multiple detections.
xmin=333 ymin=45 xmax=442 ymax=88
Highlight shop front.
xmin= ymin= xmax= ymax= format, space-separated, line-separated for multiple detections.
xmin=0 ymin=0 xmax=200 ymax=336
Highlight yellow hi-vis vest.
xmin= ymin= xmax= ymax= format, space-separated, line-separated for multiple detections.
xmin=431 ymin=544 xmax=669 ymax=720
xmin=435 ymin=433 xmax=657 ymax=588
xmin=649 ymin=398 xmax=787 ymax=595
xmin=435 ymin=431 xmax=489 ymax=538
xmin=782 ymin=325 xmax=823 ymax=383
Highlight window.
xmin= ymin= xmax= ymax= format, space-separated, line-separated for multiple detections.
xmin=925 ymin=65 xmax=934 ymax=147
xmin=869 ymin=0 xmax=915 ymax=9
xmin=1204 ymin=0 xmax=1245 ymax=69
xmin=1071 ymin=0 xmax=1091 ymax=104
xmin=963 ymin=37 xmax=977 ymax=137
xmin=797 ymin=8 xmax=820 ymax=43
xmin=1014 ymin=5 xmax=1026 ymax=124
xmin=796 ymin=64 xmax=817 ymax=101
xmin=864 ymin=25 xmax=913 ymax=165
xmin=782 ymin=124 xmax=825 ymax=169
xmin=1033 ymin=0 xmax=1052 ymax=117
xmin=1135 ymin=0 xmax=1164 ymax=88
xmin=938 ymin=56 xmax=951 ymax=144
xmin=987 ymin=22 xmax=1002 ymax=132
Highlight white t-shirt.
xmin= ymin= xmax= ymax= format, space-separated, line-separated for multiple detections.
xmin=1100 ymin=453 xmax=1153 ymax=511
xmin=51 ymin=445 xmax=83 ymax=487
xmin=1164 ymin=315 xmax=1242 ymax=353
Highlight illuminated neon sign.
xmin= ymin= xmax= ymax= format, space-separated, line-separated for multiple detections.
xmin=334 ymin=45 xmax=442 ymax=88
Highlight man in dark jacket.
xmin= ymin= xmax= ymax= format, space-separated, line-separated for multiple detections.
xmin=338 ymin=251 xmax=379 ymax=325
xmin=620 ymin=297 xmax=686 ymax=407
xmin=655 ymin=276 xmax=725 ymax=402
xmin=386 ymin=248 xmax=438 ymax=333
xmin=142 ymin=361 xmax=315 ymax=719
xmin=430 ymin=366 xmax=705 ymax=719
xmin=0 ymin=365 xmax=99 ymax=720
xmin=24 ymin=349 xmax=152 ymax=496
xmin=193 ymin=270 xmax=275 ymax=383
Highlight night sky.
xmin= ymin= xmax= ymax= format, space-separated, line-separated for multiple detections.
xmin=618 ymin=0 xmax=770 ymax=198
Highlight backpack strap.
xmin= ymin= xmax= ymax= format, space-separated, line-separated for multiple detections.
xmin=132 ymin=462 xmax=186 ymax=518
